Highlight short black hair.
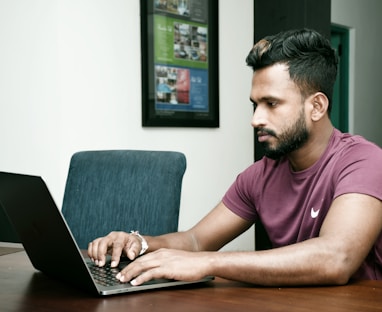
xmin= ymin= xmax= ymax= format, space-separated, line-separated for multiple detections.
xmin=246 ymin=29 xmax=338 ymax=113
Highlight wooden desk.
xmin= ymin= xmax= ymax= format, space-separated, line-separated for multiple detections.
xmin=1 ymin=249 xmax=382 ymax=312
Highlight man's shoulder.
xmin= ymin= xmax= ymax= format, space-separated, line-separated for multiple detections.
xmin=332 ymin=129 xmax=382 ymax=157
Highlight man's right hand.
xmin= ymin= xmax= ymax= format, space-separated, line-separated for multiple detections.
xmin=88 ymin=231 xmax=143 ymax=268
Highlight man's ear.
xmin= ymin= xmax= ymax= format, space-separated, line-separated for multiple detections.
xmin=310 ymin=92 xmax=329 ymax=121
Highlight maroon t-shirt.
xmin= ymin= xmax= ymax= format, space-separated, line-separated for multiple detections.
xmin=223 ymin=129 xmax=382 ymax=279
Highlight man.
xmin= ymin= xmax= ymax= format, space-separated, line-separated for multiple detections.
xmin=88 ymin=29 xmax=382 ymax=286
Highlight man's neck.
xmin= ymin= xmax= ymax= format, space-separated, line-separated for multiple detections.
xmin=287 ymin=124 xmax=334 ymax=172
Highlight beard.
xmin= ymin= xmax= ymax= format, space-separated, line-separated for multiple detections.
xmin=259 ymin=108 xmax=309 ymax=160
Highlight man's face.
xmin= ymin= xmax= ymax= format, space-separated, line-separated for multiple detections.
xmin=250 ymin=63 xmax=309 ymax=159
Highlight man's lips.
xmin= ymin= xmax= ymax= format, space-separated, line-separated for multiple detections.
xmin=257 ymin=130 xmax=273 ymax=142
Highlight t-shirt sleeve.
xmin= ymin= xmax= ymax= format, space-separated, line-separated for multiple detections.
xmin=334 ymin=141 xmax=382 ymax=201
xmin=222 ymin=164 xmax=260 ymax=222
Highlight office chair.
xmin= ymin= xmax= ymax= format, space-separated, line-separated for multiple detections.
xmin=61 ymin=150 xmax=186 ymax=249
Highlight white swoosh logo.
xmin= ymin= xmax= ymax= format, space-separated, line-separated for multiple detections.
xmin=311 ymin=207 xmax=320 ymax=219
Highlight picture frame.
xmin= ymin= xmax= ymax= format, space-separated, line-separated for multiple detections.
xmin=140 ymin=0 xmax=219 ymax=127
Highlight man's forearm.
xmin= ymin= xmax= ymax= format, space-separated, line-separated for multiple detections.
xmin=206 ymin=240 xmax=352 ymax=286
xmin=145 ymin=231 xmax=200 ymax=253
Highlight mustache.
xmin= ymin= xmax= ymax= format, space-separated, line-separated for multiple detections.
xmin=256 ymin=128 xmax=277 ymax=138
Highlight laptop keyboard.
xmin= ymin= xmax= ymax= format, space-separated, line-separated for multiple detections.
xmin=88 ymin=263 xmax=123 ymax=287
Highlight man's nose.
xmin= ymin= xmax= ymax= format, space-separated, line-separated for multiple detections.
xmin=251 ymin=106 xmax=267 ymax=128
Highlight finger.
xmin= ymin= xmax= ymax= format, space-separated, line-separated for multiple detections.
xmin=95 ymin=238 xmax=111 ymax=267
xmin=87 ymin=241 xmax=95 ymax=261
xmin=87 ymin=232 xmax=126 ymax=267
xmin=129 ymin=270 xmax=157 ymax=286
xmin=116 ymin=254 xmax=158 ymax=283
xmin=88 ymin=238 xmax=102 ymax=263
xmin=109 ymin=241 xmax=125 ymax=267
xmin=123 ymin=237 xmax=141 ymax=260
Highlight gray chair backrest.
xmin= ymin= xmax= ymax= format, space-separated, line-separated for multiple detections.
xmin=61 ymin=150 xmax=186 ymax=249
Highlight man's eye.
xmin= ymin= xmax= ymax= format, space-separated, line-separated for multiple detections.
xmin=251 ymin=102 xmax=257 ymax=110
xmin=268 ymin=102 xmax=277 ymax=107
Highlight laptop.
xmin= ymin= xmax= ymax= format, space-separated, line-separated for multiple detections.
xmin=0 ymin=171 xmax=213 ymax=296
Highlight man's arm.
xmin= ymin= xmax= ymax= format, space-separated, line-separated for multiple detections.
xmin=87 ymin=201 xmax=253 ymax=267
xmin=116 ymin=193 xmax=382 ymax=286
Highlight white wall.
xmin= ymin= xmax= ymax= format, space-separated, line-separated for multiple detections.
xmin=331 ymin=0 xmax=382 ymax=146
xmin=0 ymin=0 xmax=255 ymax=250
xmin=5 ymin=0 xmax=379 ymax=251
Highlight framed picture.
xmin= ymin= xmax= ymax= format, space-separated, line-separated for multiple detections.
xmin=140 ymin=0 xmax=219 ymax=127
